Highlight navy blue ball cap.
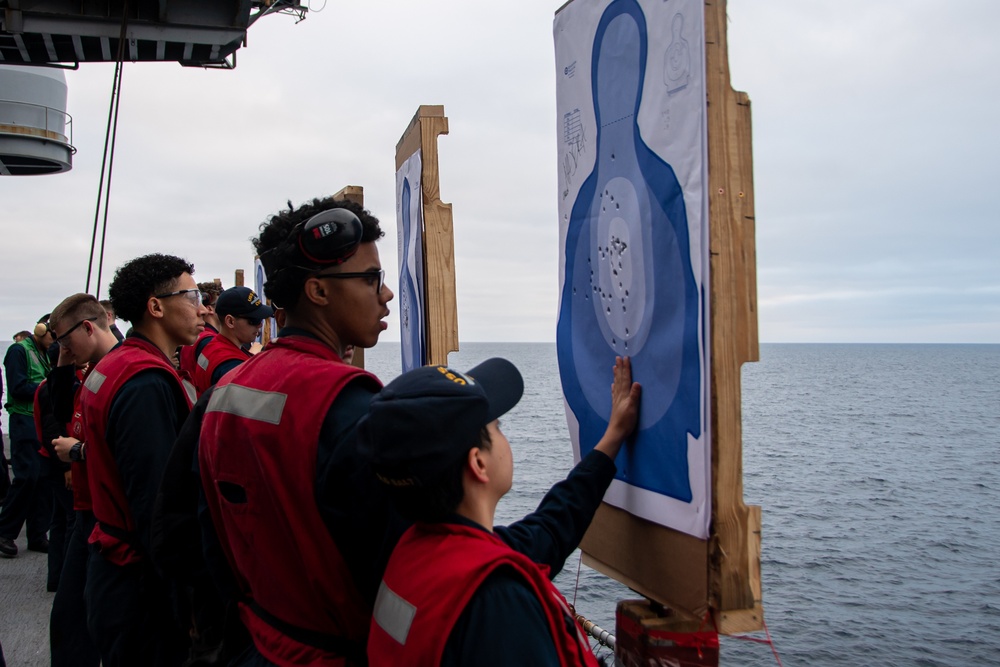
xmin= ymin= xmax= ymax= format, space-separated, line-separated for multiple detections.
xmin=360 ymin=358 xmax=524 ymax=488
xmin=215 ymin=286 xmax=274 ymax=320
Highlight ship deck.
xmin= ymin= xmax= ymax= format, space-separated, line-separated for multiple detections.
xmin=0 ymin=534 xmax=52 ymax=666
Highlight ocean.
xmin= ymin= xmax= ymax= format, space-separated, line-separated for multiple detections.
xmin=3 ymin=341 xmax=998 ymax=665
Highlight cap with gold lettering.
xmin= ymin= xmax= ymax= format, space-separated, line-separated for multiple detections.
xmin=359 ymin=357 xmax=523 ymax=488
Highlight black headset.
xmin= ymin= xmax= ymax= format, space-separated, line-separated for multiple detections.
xmin=259 ymin=207 xmax=364 ymax=278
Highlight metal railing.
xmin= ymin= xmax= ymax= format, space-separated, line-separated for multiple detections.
xmin=0 ymin=98 xmax=76 ymax=152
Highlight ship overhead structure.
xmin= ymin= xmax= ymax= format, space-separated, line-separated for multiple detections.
xmin=0 ymin=0 xmax=307 ymax=69
xmin=0 ymin=64 xmax=71 ymax=174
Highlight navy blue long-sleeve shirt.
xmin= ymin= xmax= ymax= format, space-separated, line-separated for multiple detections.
xmin=47 ymin=363 xmax=79 ymax=426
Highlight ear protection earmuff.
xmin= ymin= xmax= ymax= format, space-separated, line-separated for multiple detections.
xmin=259 ymin=208 xmax=364 ymax=278
xmin=34 ymin=321 xmax=51 ymax=337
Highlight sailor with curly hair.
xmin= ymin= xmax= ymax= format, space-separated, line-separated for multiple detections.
xmin=79 ymin=253 xmax=206 ymax=666
xmin=194 ymin=197 xmax=398 ymax=666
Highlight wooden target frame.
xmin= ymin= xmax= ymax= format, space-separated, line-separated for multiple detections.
xmin=556 ymin=0 xmax=763 ymax=634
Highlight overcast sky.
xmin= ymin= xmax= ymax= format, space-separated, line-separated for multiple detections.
xmin=1 ymin=0 xmax=997 ymax=344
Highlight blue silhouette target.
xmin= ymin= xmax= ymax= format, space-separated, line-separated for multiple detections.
xmin=397 ymin=152 xmax=427 ymax=373
xmin=556 ymin=0 xmax=706 ymax=509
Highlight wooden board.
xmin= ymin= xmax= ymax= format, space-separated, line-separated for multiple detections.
xmin=394 ymin=105 xmax=459 ymax=366
xmin=704 ymin=0 xmax=762 ymax=631
xmin=575 ymin=0 xmax=762 ymax=634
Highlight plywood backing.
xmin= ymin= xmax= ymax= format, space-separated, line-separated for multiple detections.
xmin=705 ymin=0 xmax=761 ymax=631
xmin=394 ymin=105 xmax=459 ymax=366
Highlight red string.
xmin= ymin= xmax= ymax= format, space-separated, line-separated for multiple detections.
xmin=727 ymin=616 xmax=783 ymax=667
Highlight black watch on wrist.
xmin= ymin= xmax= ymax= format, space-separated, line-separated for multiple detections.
xmin=69 ymin=441 xmax=85 ymax=463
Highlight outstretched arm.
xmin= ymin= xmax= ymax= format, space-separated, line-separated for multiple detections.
xmin=497 ymin=357 xmax=641 ymax=576
xmin=593 ymin=356 xmax=641 ymax=460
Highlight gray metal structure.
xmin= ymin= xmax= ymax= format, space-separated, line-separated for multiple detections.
xmin=0 ymin=0 xmax=306 ymax=68
xmin=0 ymin=63 xmax=72 ymax=174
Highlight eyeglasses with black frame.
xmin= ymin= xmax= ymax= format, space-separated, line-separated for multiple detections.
xmin=53 ymin=318 xmax=99 ymax=343
xmin=313 ymin=268 xmax=386 ymax=292
xmin=239 ymin=317 xmax=263 ymax=327
xmin=153 ymin=288 xmax=203 ymax=307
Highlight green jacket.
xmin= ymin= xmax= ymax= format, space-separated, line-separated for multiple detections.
xmin=4 ymin=337 xmax=51 ymax=416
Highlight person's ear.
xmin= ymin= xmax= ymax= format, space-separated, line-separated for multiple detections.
xmin=302 ymin=278 xmax=329 ymax=307
xmin=147 ymin=296 xmax=166 ymax=320
xmin=465 ymin=447 xmax=490 ymax=484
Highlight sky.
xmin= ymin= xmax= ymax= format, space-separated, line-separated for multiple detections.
xmin=1 ymin=0 xmax=997 ymax=344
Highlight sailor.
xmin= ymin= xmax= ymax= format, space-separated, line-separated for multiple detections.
xmin=361 ymin=356 xmax=640 ymax=667
xmin=98 ymin=299 xmax=125 ymax=342
xmin=79 ymin=254 xmax=206 ymax=666
xmin=195 ymin=197 xmax=397 ymax=666
xmin=47 ymin=293 xmax=122 ymax=667
xmin=31 ymin=366 xmax=74 ymax=594
xmin=191 ymin=286 xmax=273 ymax=395
xmin=0 ymin=316 xmax=55 ymax=558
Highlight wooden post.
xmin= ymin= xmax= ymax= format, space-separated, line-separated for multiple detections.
xmin=394 ymin=105 xmax=459 ymax=366
xmin=705 ymin=0 xmax=762 ymax=633
xmin=233 ymin=270 xmax=244 ymax=287
xmin=333 ymin=185 xmax=368 ymax=370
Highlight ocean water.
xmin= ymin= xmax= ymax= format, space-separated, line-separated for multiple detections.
xmin=366 ymin=342 xmax=1000 ymax=666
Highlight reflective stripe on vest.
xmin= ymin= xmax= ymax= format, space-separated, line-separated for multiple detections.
xmin=373 ymin=581 xmax=417 ymax=646
xmin=83 ymin=368 xmax=107 ymax=395
xmin=181 ymin=378 xmax=197 ymax=406
xmin=207 ymin=383 xmax=286 ymax=425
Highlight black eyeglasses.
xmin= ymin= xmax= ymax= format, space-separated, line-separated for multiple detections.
xmin=239 ymin=317 xmax=263 ymax=327
xmin=54 ymin=318 xmax=99 ymax=343
xmin=314 ymin=269 xmax=386 ymax=292
xmin=153 ymin=288 xmax=203 ymax=307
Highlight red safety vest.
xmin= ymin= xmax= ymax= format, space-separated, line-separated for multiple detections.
xmin=191 ymin=333 xmax=250 ymax=395
xmin=199 ymin=335 xmax=380 ymax=666
xmin=68 ymin=379 xmax=92 ymax=512
xmin=179 ymin=326 xmax=217 ymax=380
xmin=34 ymin=377 xmax=92 ymax=510
xmin=368 ymin=522 xmax=600 ymax=667
xmin=81 ymin=337 xmax=195 ymax=565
